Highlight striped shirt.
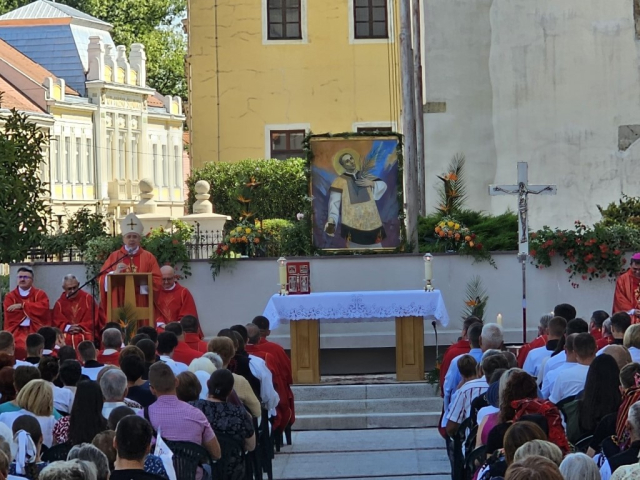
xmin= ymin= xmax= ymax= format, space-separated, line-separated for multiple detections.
xmin=444 ymin=378 xmax=489 ymax=425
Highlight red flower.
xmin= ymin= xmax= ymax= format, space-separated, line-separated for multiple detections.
xmin=549 ymin=249 xmax=556 ymax=257
xmin=530 ymin=249 xmax=536 ymax=256
xmin=172 ymin=239 xmax=179 ymax=245
xmin=614 ymin=249 xmax=621 ymax=255
xmin=599 ymin=244 xmax=609 ymax=253
xmin=566 ymin=268 xmax=572 ymax=273
xmin=601 ymin=254 xmax=608 ymax=259
xmin=582 ymin=275 xmax=588 ymax=280
xmin=476 ymin=243 xmax=483 ymax=250
xmin=588 ymin=267 xmax=596 ymax=273
xmin=471 ymin=233 xmax=476 ymax=240
xmin=576 ymin=239 xmax=582 ymax=245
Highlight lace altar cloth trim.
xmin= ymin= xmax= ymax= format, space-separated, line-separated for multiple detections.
xmin=262 ymin=290 xmax=449 ymax=330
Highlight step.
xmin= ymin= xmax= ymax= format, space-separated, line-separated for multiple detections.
xmin=292 ymin=412 xmax=441 ymax=430
xmin=292 ymin=382 xmax=440 ymax=401
xmin=295 ymin=397 xmax=443 ymax=415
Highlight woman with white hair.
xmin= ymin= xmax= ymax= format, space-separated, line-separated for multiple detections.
xmin=39 ymin=459 xmax=97 ymax=480
xmin=513 ymin=439 xmax=563 ymax=466
xmin=559 ymin=453 xmax=600 ymax=480
xmin=67 ymin=443 xmax=110 ymax=480
xmin=189 ymin=356 xmax=219 ymax=400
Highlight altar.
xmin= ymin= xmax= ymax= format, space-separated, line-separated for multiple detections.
xmin=262 ymin=290 xmax=450 ymax=383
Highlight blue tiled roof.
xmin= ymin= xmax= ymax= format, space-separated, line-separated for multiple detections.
xmin=0 ymin=24 xmax=114 ymax=95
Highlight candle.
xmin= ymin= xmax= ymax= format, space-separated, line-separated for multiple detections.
xmin=424 ymin=253 xmax=433 ymax=281
xmin=497 ymin=313 xmax=503 ymax=326
xmin=278 ymin=257 xmax=287 ymax=285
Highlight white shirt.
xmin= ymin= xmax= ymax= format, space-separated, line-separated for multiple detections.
xmin=17 ymin=288 xmax=31 ymax=327
xmin=248 ymin=355 xmax=280 ymax=414
xmin=549 ymin=363 xmax=590 ymax=404
xmin=477 ymin=405 xmax=499 ymax=425
xmin=444 ymin=378 xmax=489 ymax=426
xmin=51 ymin=383 xmax=74 ymax=414
xmin=629 ymin=347 xmax=640 ymax=363
xmin=82 ymin=366 xmax=104 ymax=381
xmin=158 ymin=355 xmax=188 ymax=375
xmin=0 ymin=410 xmax=56 ymax=447
xmin=543 ymin=351 xmax=566 ymax=376
xmin=13 ymin=360 xmax=31 ymax=369
xmin=541 ymin=361 xmax=576 ymax=399
xmin=193 ymin=370 xmax=212 ymax=400
xmin=523 ymin=346 xmax=553 ymax=378
xmin=102 ymin=401 xmax=141 ymax=419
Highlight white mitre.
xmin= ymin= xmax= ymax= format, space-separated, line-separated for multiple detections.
xmin=120 ymin=212 xmax=144 ymax=237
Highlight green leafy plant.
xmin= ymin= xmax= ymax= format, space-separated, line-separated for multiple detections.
xmin=83 ymin=236 xmax=124 ymax=279
xmin=529 ymin=221 xmax=636 ymax=286
xmin=115 ymin=303 xmax=138 ymax=345
xmin=261 ymin=219 xmax=294 ymax=257
xmin=0 ymin=97 xmax=51 ymax=263
xmin=65 ymin=207 xmax=108 ymax=251
xmin=40 ymin=233 xmax=75 ymax=259
xmin=187 ymin=158 xmax=307 ymax=222
xmin=280 ymin=216 xmax=313 ymax=257
xmin=462 ymin=276 xmax=489 ymax=321
xmin=436 ymin=153 xmax=467 ymax=215
xmin=209 ymin=221 xmax=268 ymax=280
xmin=597 ymin=194 xmax=640 ymax=227
xmin=142 ymin=220 xmax=194 ymax=278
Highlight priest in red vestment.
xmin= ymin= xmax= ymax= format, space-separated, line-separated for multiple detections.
xmin=53 ymin=274 xmax=105 ymax=348
xmin=155 ymin=265 xmax=199 ymax=329
xmin=3 ymin=267 xmax=50 ymax=356
xmin=99 ymin=213 xmax=162 ymax=327
xmin=613 ymin=253 xmax=640 ymax=323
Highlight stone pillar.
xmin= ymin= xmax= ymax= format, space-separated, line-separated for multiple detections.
xmin=129 ymin=43 xmax=147 ymax=87
xmin=115 ymin=45 xmax=131 ymax=84
xmin=87 ymin=37 xmax=104 ymax=81
xmin=180 ymin=180 xmax=230 ymax=233
xmin=135 ymin=178 xmax=157 ymax=214
xmin=193 ymin=180 xmax=212 ymax=213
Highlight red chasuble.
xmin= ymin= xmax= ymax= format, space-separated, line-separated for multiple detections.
xmin=613 ymin=270 xmax=640 ymax=322
xmin=53 ymin=290 xmax=105 ymax=348
xmin=3 ymin=287 xmax=50 ymax=353
xmin=155 ymin=283 xmax=198 ymax=325
xmin=99 ymin=247 xmax=162 ymax=325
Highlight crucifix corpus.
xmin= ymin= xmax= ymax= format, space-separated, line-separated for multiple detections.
xmin=489 ymin=162 xmax=557 ymax=344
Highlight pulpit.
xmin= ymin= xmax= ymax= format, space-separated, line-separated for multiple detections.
xmin=263 ymin=290 xmax=450 ymax=384
xmin=106 ymin=273 xmax=155 ymax=326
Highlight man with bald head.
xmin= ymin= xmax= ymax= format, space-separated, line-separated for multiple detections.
xmin=53 ymin=274 xmax=105 ymax=348
xmin=154 ymin=265 xmax=199 ymax=331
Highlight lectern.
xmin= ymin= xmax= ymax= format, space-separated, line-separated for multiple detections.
xmin=106 ymin=273 xmax=155 ymax=327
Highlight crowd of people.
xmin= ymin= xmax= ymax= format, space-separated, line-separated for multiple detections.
xmin=439 ymin=299 xmax=640 ymax=480
xmin=0 ymin=311 xmax=293 ymax=480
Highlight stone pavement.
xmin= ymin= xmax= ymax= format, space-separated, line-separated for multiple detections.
xmin=272 ymin=428 xmax=451 ymax=480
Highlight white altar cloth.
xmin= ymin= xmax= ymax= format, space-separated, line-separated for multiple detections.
xmin=262 ymin=290 xmax=449 ymax=330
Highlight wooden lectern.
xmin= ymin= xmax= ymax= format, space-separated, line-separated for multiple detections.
xmin=107 ymin=273 xmax=155 ymax=327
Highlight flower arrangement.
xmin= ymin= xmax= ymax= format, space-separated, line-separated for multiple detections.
xmin=435 ymin=216 xmax=471 ymax=248
xmin=209 ymin=221 xmax=268 ymax=280
xmin=529 ymin=221 xmax=640 ymax=286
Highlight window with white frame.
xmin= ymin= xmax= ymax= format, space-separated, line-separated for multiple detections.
xmin=75 ymin=138 xmax=82 ymax=183
xmin=267 ymin=0 xmax=302 ymax=40
xmin=131 ymin=135 xmax=139 ymax=180
xmin=86 ymin=138 xmax=93 ymax=184
xmin=354 ymin=0 xmax=388 ymax=39
xmin=269 ymin=130 xmax=305 ymax=160
xmin=118 ymin=135 xmax=126 ymax=179
xmin=106 ymin=130 xmax=114 ymax=179
xmin=64 ymin=137 xmax=71 ymax=184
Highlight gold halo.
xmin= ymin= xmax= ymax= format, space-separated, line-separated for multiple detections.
xmin=332 ymin=148 xmax=361 ymax=175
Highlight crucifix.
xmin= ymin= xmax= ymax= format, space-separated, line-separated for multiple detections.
xmin=127 ymin=219 xmax=138 ymax=230
xmin=489 ymin=162 xmax=557 ymax=343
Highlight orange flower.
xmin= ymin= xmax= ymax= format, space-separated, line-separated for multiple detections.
xmin=469 ymin=241 xmax=475 ymax=247
xmin=253 ymin=238 xmax=260 ymax=244
xmin=237 ymin=195 xmax=251 ymax=204
xmin=447 ymin=231 xmax=453 ymax=238
xmin=465 ymin=235 xmax=471 ymax=242
xmin=230 ymin=237 xmax=237 ymax=244
xmin=222 ymin=245 xmax=229 ymax=251
xmin=438 ymin=231 xmax=446 ymax=238
xmin=241 ymin=236 xmax=247 ymax=242
xmin=448 ymin=172 xmax=458 ymax=181
xmin=454 ymin=233 xmax=461 ymax=241
xmin=465 ymin=300 xmax=478 ymax=307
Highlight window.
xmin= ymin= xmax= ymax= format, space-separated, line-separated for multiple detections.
xmin=174 ymin=145 xmax=182 ymax=187
xmin=106 ymin=131 xmax=113 ymax=178
xmin=267 ymin=0 xmax=301 ymax=40
xmin=152 ymin=144 xmax=159 ymax=186
xmin=131 ymin=136 xmax=139 ymax=180
xmin=270 ymin=130 xmax=305 ymax=160
xmin=74 ymin=138 xmax=82 ymax=183
xmin=357 ymin=126 xmax=393 ymax=133
xmin=118 ymin=136 xmax=125 ymax=179
xmin=162 ymin=145 xmax=169 ymax=187
xmin=86 ymin=138 xmax=93 ymax=184
xmin=52 ymin=136 xmax=60 ymax=182
xmin=354 ymin=0 xmax=388 ymax=39
xmin=64 ymin=137 xmax=71 ymax=183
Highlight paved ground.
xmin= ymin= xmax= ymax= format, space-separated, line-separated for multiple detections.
xmin=272 ymin=428 xmax=450 ymax=480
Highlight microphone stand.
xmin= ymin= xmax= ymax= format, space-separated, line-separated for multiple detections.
xmin=69 ymin=252 xmax=130 ymax=346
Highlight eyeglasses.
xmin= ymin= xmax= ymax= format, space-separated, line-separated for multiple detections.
xmin=17 ymin=276 xmax=32 ymax=280
xmin=162 ymin=278 xmax=174 ymax=283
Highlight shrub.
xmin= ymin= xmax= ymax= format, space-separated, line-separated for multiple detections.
xmin=187 ymin=158 xmax=308 ymax=221
xmin=142 ymin=220 xmax=194 ymax=278
xmin=261 ymin=219 xmax=294 ymax=257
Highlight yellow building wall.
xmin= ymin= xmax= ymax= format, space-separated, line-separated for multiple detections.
xmin=188 ymin=0 xmax=401 ymax=169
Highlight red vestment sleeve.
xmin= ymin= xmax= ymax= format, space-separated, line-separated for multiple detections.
xmin=179 ymin=288 xmax=198 ymax=320
xmin=613 ymin=272 xmax=637 ymax=314
xmin=21 ymin=289 xmax=50 ymax=330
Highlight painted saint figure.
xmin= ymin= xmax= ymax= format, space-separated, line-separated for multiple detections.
xmin=324 ymin=151 xmax=387 ymax=248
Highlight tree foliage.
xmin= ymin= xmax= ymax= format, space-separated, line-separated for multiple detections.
xmin=0 ymin=0 xmax=187 ymax=99
xmin=0 ymin=100 xmax=50 ymax=263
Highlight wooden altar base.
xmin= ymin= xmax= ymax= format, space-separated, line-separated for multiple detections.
xmin=290 ymin=317 xmax=425 ymax=384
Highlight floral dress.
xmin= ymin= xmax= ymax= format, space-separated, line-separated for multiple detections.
xmin=190 ymin=399 xmax=254 ymax=480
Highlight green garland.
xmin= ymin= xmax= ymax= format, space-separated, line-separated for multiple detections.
xmin=303 ymin=131 xmax=408 ymax=256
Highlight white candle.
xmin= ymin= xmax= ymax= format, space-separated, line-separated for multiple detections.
xmin=424 ymin=254 xmax=433 ymax=281
xmin=278 ymin=257 xmax=287 ymax=285
xmin=497 ymin=313 xmax=503 ymax=326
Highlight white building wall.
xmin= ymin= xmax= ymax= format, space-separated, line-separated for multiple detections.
xmin=424 ymin=0 xmax=640 ymax=228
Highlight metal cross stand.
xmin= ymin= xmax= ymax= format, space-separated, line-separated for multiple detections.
xmin=489 ymin=162 xmax=557 ymax=343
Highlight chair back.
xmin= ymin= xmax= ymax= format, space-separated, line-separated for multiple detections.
xmin=164 ymin=440 xmax=215 ymax=480
xmin=452 ymin=417 xmax=475 ymax=480
xmin=41 ymin=442 xmax=72 ymax=463
xmin=465 ymin=445 xmax=487 ymax=480
xmin=213 ymin=432 xmax=246 ymax=480
xmin=573 ymin=434 xmax=594 ymax=453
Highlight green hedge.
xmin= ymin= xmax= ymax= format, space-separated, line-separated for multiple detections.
xmin=187 ymin=158 xmax=308 ymax=221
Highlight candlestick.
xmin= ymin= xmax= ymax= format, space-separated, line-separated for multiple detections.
xmin=277 ymin=257 xmax=288 ymax=295
xmin=497 ymin=313 xmax=503 ymax=326
xmin=423 ymin=253 xmax=434 ymax=291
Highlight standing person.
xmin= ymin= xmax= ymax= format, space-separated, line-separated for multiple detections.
xmin=613 ymin=253 xmax=640 ymax=322
xmin=52 ymin=274 xmax=104 ymax=348
xmin=438 ymin=316 xmax=483 ymax=393
xmin=3 ymin=267 xmax=50 ymax=357
xmin=154 ymin=266 xmax=199 ymax=329
xmin=99 ymin=213 xmax=162 ymax=328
